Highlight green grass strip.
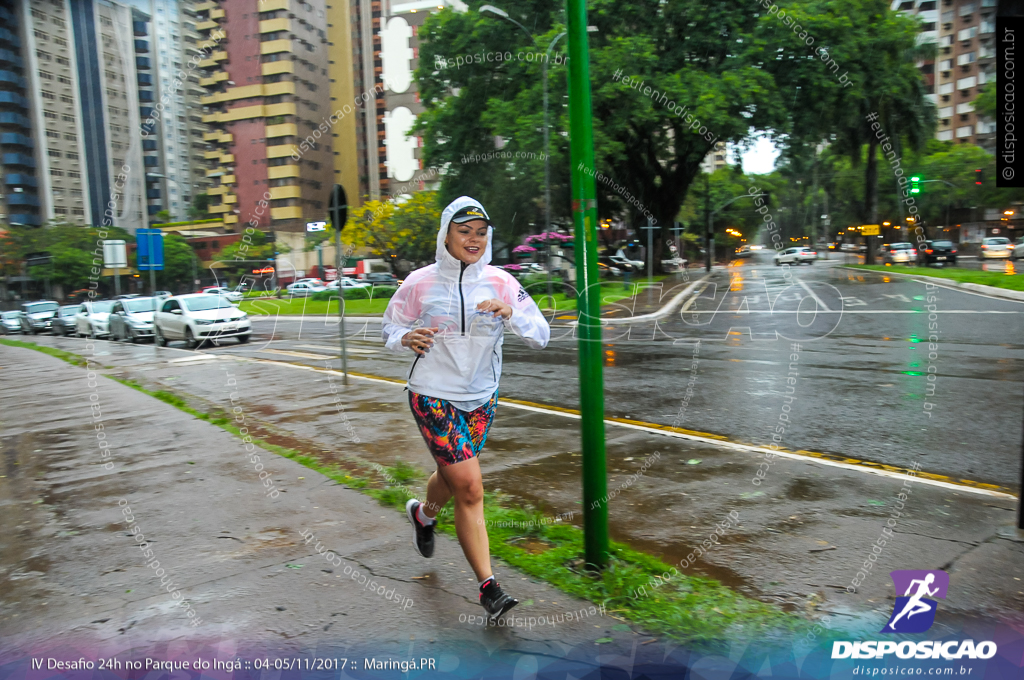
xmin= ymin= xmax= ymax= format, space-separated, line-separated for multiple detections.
xmin=5 ymin=339 xmax=821 ymax=649
xmin=850 ymin=264 xmax=1024 ymax=291
xmin=0 ymin=338 xmax=91 ymax=366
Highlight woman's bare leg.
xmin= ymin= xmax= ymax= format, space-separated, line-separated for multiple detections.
xmin=436 ymin=457 xmax=491 ymax=581
xmin=423 ymin=467 xmax=452 ymax=519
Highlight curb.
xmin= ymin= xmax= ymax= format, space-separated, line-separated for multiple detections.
xmin=843 ymin=266 xmax=1024 ymax=303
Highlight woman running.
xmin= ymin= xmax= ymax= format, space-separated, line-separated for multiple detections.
xmin=382 ymin=196 xmax=550 ymax=620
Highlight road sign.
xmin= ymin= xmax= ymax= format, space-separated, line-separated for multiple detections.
xmin=136 ymin=229 xmax=165 ymax=271
xmin=306 ymin=221 xmax=327 ymax=232
xmin=103 ymin=240 xmax=127 ymax=269
xmin=861 ymin=224 xmax=880 ymax=236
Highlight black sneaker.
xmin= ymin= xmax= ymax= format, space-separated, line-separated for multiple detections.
xmin=405 ymin=499 xmax=435 ymax=558
xmin=479 ymin=578 xmax=518 ymax=620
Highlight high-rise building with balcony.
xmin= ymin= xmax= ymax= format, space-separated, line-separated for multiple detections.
xmin=129 ymin=0 xmax=211 ymax=222
xmin=195 ymin=0 xmax=333 ymax=255
xmin=341 ymin=0 xmax=457 ymax=204
xmin=894 ymin=0 xmax=996 ymax=151
xmin=0 ymin=1 xmax=41 ymax=227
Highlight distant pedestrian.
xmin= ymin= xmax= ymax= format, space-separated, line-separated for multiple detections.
xmin=382 ymin=196 xmax=550 ymax=621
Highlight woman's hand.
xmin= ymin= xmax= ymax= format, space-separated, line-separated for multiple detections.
xmin=402 ymin=327 xmax=439 ymax=356
xmin=477 ymin=298 xmax=512 ymax=320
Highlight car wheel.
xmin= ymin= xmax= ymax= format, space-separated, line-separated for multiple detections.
xmin=774 ymin=260 xmax=780 ymax=266
xmin=154 ymin=325 xmax=167 ymax=347
xmin=237 ymin=334 xmax=250 ymax=344
xmin=185 ymin=327 xmax=198 ymax=350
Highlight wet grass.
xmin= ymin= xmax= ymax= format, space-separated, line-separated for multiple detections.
xmin=7 ymin=339 xmax=819 ymax=649
xmin=851 ymin=264 xmax=1024 ymax=291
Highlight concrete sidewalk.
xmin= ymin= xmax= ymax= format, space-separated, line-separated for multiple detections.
xmin=0 ymin=344 xmax=624 ymax=655
xmin=2 ymin=336 xmax=1022 ymax=653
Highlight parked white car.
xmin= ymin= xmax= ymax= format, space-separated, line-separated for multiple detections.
xmin=981 ymin=237 xmax=1012 ymax=259
xmin=774 ymin=246 xmax=818 ymax=265
xmin=286 ymin=281 xmax=327 ymax=297
xmin=1011 ymin=237 xmax=1024 ymax=261
xmin=74 ymin=300 xmax=114 ymax=338
xmin=109 ymin=297 xmax=158 ymax=343
xmin=153 ymin=294 xmax=250 ymax=348
xmin=202 ymin=286 xmax=243 ymax=302
xmin=326 ymin=277 xmax=372 ymax=291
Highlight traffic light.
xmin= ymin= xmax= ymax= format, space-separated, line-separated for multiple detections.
xmin=975 ymin=168 xmax=983 ymax=186
xmin=910 ymin=176 xmax=921 ymax=194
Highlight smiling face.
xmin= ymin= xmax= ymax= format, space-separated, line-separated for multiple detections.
xmin=445 ymin=219 xmax=489 ymax=264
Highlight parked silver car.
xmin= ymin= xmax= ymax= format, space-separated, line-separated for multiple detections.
xmin=51 ymin=305 xmax=81 ymax=336
xmin=73 ymin=300 xmax=115 ymax=338
xmin=20 ymin=300 xmax=60 ymax=334
xmin=109 ymin=297 xmax=158 ymax=343
xmin=153 ymin=294 xmax=250 ymax=348
xmin=1 ymin=311 xmax=25 ymax=335
xmin=882 ymin=242 xmax=917 ymax=264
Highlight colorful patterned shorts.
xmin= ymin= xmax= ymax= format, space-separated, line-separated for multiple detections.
xmin=408 ymin=391 xmax=498 ymax=467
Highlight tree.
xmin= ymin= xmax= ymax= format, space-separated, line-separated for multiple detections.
xmin=344 ymin=191 xmax=442 ymax=275
xmin=188 ymin=193 xmax=211 ymax=220
xmin=415 ymin=0 xmax=799 ymax=271
xmin=770 ymin=0 xmax=935 ymax=261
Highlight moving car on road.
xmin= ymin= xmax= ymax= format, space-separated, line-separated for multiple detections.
xmin=19 ymin=300 xmax=60 ymax=334
xmin=981 ymin=237 xmax=1012 ymax=259
xmin=285 ymin=281 xmax=327 ymax=297
xmin=74 ymin=300 xmax=114 ymax=338
xmin=774 ymin=246 xmax=817 ymax=266
xmin=51 ymin=305 xmax=80 ymax=336
xmin=735 ymin=245 xmax=753 ymax=258
xmin=0 ymin=311 xmax=24 ymax=335
xmin=201 ymin=286 xmax=243 ymax=302
xmin=882 ymin=242 xmax=916 ymax=264
xmin=153 ymin=294 xmax=250 ymax=349
xmin=1010 ymin=237 xmax=1024 ymax=261
xmin=109 ymin=297 xmax=158 ymax=343
xmin=361 ymin=272 xmax=399 ymax=286
xmin=917 ymin=240 xmax=957 ymax=266
xmin=326 ymin=277 xmax=372 ymax=291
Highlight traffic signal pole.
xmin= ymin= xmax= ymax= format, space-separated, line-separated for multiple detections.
xmin=566 ymin=0 xmax=608 ymax=569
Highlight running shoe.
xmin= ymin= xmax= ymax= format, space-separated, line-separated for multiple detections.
xmin=405 ymin=499 xmax=435 ymax=558
xmin=479 ymin=578 xmax=518 ymax=620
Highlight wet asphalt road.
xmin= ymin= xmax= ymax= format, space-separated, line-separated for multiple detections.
xmin=188 ymin=255 xmax=1023 ymax=491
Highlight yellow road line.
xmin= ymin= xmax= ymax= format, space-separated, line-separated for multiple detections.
xmin=246 ymin=358 xmax=1019 ymax=500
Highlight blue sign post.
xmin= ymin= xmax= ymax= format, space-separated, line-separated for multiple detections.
xmin=136 ymin=229 xmax=164 ymax=297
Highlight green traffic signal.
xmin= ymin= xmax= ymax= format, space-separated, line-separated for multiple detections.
xmin=910 ymin=175 xmax=921 ymax=194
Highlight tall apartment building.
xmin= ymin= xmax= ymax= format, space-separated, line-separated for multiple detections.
xmin=129 ymin=0 xmax=211 ymax=222
xmin=195 ymin=0 xmax=333 ymax=256
xmin=0 ymin=1 xmax=41 ymax=227
xmin=894 ymin=0 xmax=997 ymax=151
xmin=700 ymin=141 xmax=729 ymax=174
xmin=340 ymin=0 xmax=455 ymax=204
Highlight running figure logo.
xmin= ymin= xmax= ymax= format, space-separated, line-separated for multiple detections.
xmin=882 ymin=570 xmax=949 ymax=633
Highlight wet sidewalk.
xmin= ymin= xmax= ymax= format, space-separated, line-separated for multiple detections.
xmin=2 ymin=336 xmax=1022 ymax=650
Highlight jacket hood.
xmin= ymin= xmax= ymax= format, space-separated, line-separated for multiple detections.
xmin=436 ymin=196 xmax=493 ymax=279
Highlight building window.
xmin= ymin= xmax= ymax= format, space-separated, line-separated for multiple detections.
xmin=44 ymin=111 xmax=57 ymax=120
xmin=72 ymin=207 xmax=84 ymax=216
xmin=69 ymin=171 xmax=81 ymax=178
xmin=40 ymin=71 xmax=53 ymax=80
xmin=46 ymin=130 xmax=60 ymax=138
xmin=32 ymin=9 xmax=46 ymax=19
xmin=54 ymin=207 xmax=68 ymax=215
xmin=41 ymin=91 xmax=56 ymax=100
xmin=60 ymin=95 xmax=73 ymax=104
xmin=48 ymin=149 xmax=61 ymax=157
xmin=62 ymin=114 xmax=74 ymax=122
xmin=56 ymin=56 xmax=69 ymax=65
xmin=53 ymin=38 xmax=66 ymax=47
xmin=37 ymin=50 xmax=51 ymax=61
xmin=50 ymin=168 xmax=64 ymax=176
xmin=35 ymin=30 xmax=49 ymax=41
xmin=58 ymin=75 xmax=71 ymax=84
xmin=63 ymin=133 xmax=76 ymax=141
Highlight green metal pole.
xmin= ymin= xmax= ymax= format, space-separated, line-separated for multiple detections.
xmin=566 ymin=0 xmax=608 ymax=569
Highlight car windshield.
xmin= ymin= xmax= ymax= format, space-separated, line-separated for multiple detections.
xmin=90 ymin=301 xmax=114 ymax=313
xmin=59 ymin=306 xmax=78 ymax=316
xmin=984 ymin=238 xmax=1009 ymax=245
xmin=1 ymin=311 xmax=20 ymax=319
xmin=893 ymin=244 xmax=912 ymax=250
xmin=24 ymin=302 xmax=58 ymax=313
xmin=931 ymin=240 xmax=954 ymax=247
xmin=184 ymin=296 xmax=234 ymax=312
xmin=124 ymin=297 xmax=157 ymax=313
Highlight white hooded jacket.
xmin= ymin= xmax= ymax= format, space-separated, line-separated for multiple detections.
xmin=382 ymin=196 xmax=551 ymax=405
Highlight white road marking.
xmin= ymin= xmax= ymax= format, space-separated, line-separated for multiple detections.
xmin=797 ymin=280 xmax=833 ymax=312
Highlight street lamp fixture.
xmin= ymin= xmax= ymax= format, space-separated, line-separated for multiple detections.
xmin=882 ymin=221 xmax=890 ymax=226
xmin=1004 ymin=210 xmax=1015 ymax=216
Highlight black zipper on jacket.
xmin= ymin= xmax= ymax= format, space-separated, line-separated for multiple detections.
xmin=406 ymin=354 xmax=422 ymax=388
xmin=458 ymin=261 xmax=466 ymax=336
